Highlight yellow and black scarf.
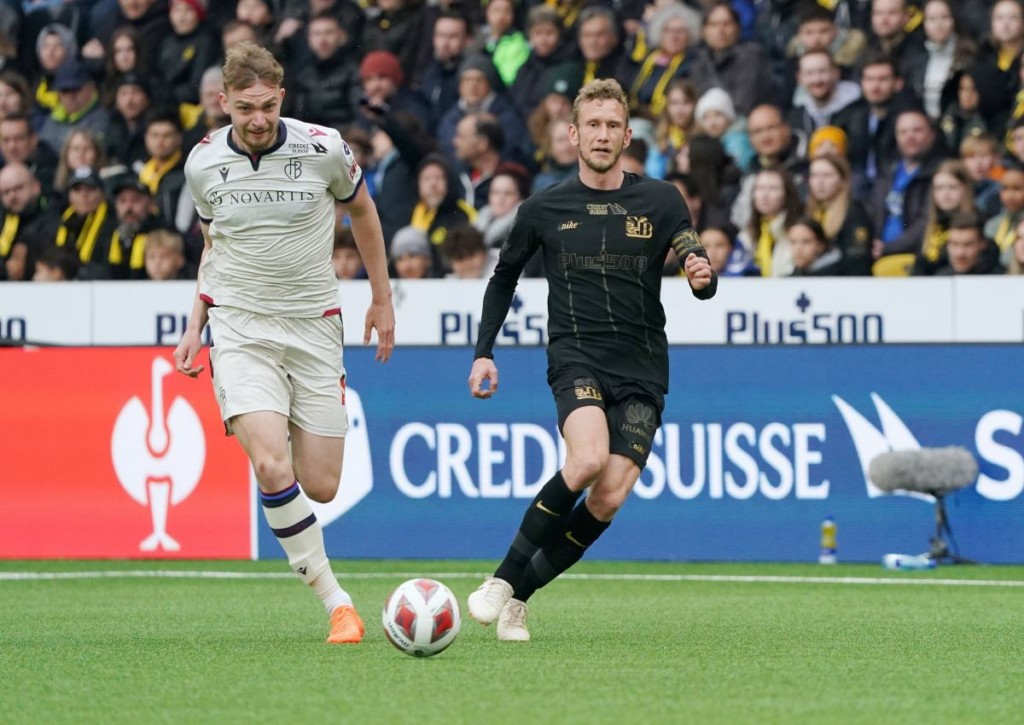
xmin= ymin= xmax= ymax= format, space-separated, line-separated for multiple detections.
xmin=56 ymin=202 xmax=109 ymax=263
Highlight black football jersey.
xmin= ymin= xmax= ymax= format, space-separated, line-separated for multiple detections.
xmin=475 ymin=172 xmax=717 ymax=391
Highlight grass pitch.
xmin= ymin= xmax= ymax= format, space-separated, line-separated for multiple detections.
xmin=1 ymin=560 xmax=1022 ymax=724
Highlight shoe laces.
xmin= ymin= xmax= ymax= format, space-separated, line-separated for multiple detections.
xmin=504 ymin=601 xmax=527 ymax=628
xmin=481 ymin=578 xmax=509 ymax=605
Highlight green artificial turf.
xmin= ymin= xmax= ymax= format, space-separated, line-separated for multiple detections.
xmin=1 ymin=560 xmax=1021 ymax=724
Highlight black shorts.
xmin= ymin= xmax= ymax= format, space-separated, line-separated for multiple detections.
xmin=548 ymin=363 xmax=664 ymax=469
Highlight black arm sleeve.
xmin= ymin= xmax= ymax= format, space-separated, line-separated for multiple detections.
xmin=473 ymin=211 xmax=540 ymax=359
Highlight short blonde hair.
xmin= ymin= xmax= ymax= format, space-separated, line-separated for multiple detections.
xmin=223 ymin=41 xmax=284 ymax=92
xmin=571 ymin=79 xmax=629 ymax=126
xmin=145 ymin=229 xmax=185 ymax=256
xmin=959 ymin=133 xmax=998 ymax=157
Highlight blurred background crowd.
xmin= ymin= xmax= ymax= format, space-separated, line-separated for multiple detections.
xmin=2 ymin=0 xmax=1024 ymax=282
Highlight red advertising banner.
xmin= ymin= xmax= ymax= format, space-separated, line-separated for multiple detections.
xmin=0 ymin=347 xmax=251 ymax=558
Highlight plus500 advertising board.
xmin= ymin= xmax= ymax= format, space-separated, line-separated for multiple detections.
xmin=261 ymin=345 xmax=1024 ymax=564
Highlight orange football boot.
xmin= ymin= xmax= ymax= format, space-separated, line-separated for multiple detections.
xmin=326 ymin=605 xmax=365 ymax=644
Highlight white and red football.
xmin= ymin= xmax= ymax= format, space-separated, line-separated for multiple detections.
xmin=382 ymin=578 xmax=461 ymax=657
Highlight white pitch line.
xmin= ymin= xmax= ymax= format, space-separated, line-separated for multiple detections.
xmin=0 ymin=570 xmax=1022 ymax=588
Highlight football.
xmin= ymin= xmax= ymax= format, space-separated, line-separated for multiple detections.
xmin=382 ymin=578 xmax=461 ymax=657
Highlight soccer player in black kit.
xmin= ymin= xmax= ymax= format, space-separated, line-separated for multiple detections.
xmin=466 ymin=79 xmax=717 ymax=641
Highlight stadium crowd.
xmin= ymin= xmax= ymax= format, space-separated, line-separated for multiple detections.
xmin=2 ymin=0 xmax=1024 ymax=282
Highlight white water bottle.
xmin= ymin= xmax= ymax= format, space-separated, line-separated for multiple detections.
xmin=882 ymin=553 xmax=936 ymax=570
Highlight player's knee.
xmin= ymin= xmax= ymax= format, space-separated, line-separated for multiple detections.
xmin=564 ymin=452 xmax=608 ymax=487
xmin=302 ymin=474 xmax=340 ymax=504
xmin=252 ymin=454 xmax=293 ymax=490
xmin=587 ymin=488 xmax=627 ymax=519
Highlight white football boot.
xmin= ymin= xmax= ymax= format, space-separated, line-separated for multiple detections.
xmin=467 ymin=577 xmax=513 ymax=625
xmin=496 ymin=599 xmax=530 ymax=641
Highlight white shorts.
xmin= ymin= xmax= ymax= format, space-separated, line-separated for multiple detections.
xmin=208 ymin=306 xmax=348 ymax=437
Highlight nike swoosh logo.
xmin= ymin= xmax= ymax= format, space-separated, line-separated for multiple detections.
xmin=535 ymin=500 xmax=558 ymax=516
xmin=565 ymin=531 xmax=585 ymax=548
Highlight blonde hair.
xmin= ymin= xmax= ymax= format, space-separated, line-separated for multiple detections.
xmin=806 ymin=154 xmax=852 ymax=240
xmin=54 ymin=129 xmax=106 ymax=192
xmin=145 ymin=229 xmax=185 ymax=256
xmin=960 ymin=133 xmax=999 ymax=157
xmin=572 ymin=79 xmax=629 ymax=127
xmin=926 ymin=160 xmax=974 ymax=230
xmin=921 ymin=160 xmax=974 ymax=263
xmin=222 ymin=41 xmax=284 ymax=92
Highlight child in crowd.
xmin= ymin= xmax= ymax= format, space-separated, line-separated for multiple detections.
xmin=390 ymin=225 xmax=435 ymax=279
xmin=442 ymin=224 xmax=497 ymax=279
xmin=332 ymin=228 xmax=365 ymax=280
xmin=959 ymin=133 xmax=1004 ymax=218
xmin=702 ymin=222 xmax=759 ymax=277
xmin=787 ymin=216 xmax=844 ymax=276
xmin=693 ymin=86 xmax=753 ymax=171
xmin=144 ymin=229 xmax=187 ymax=280
xmin=983 ymin=164 xmax=1024 ymax=263
xmin=33 ymin=246 xmax=78 ymax=281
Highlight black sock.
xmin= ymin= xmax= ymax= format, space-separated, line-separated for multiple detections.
xmin=514 ymin=500 xmax=610 ymax=601
xmin=493 ymin=471 xmax=582 ymax=586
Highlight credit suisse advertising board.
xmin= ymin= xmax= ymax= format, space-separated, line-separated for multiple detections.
xmin=1 ymin=346 xmax=1021 ymax=563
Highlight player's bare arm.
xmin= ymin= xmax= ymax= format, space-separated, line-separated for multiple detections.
xmin=684 ymin=252 xmax=714 ymax=291
xmin=469 ymin=357 xmax=499 ymax=399
xmin=344 ymin=183 xmax=395 ymax=362
xmin=174 ymin=222 xmax=213 ymax=377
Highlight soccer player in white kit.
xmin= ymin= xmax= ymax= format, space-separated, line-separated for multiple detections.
xmin=173 ymin=42 xmax=395 ymax=644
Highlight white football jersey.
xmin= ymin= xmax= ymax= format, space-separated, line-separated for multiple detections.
xmin=185 ymin=118 xmax=362 ymax=317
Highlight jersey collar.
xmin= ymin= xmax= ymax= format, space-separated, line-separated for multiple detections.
xmin=226 ymin=120 xmax=288 ymax=170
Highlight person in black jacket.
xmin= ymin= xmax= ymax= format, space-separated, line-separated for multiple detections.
xmin=870 ymin=107 xmax=948 ymax=258
xmin=834 ymin=51 xmax=913 ymax=195
xmin=158 ymin=0 xmax=220 ymax=105
xmin=285 ymin=12 xmax=360 ymax=128
xmin=0 ymin=162 xmax=60 ymax=281
xmin=104 ymin=73 xmax=150 ymax=169
xmin=416 ymin=10 xmax=471 ymax=132
xmin=0 ymin=113 xmax=59 ymax=200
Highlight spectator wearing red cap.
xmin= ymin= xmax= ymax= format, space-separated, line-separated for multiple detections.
xmin=358 ymin=50 xmax=433 ymax=133
xmin=158 ymin=0 xmax=220 ymax=105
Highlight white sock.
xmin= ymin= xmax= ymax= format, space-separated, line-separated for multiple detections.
xmin=260 ymin=482 xmax=353 ymax=613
